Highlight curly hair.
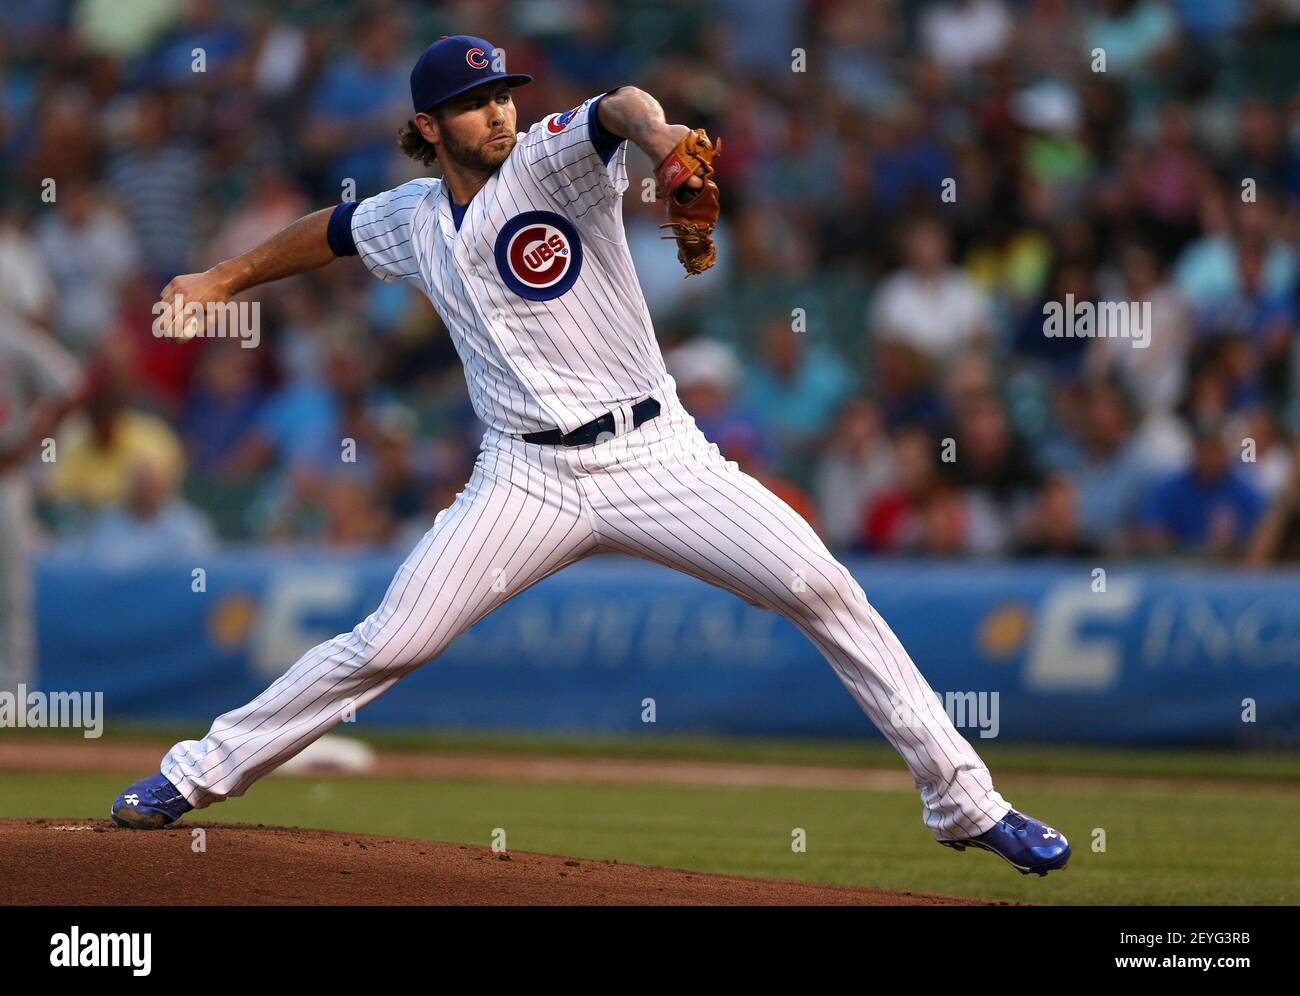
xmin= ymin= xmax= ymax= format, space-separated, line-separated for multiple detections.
xmin=398 ymin=116 xmax=439 ymax=166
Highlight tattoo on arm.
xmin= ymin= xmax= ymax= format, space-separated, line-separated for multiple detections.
xmin=597 ymin=87 xmax=685 ymax=165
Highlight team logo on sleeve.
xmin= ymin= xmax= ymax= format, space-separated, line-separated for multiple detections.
xmin=494 ymin=211 xmax=584 ymax=301
xmin=546 ymin=106 xmax=581 ymax=133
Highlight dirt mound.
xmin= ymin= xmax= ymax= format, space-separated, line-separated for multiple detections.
xmin=0 ymin=819 xmax=1005 ymax=906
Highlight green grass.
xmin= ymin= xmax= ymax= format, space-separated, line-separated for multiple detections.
xmin=16 ymin=723 xmax=1300 ymax=783
xmin=4 ymin=770 xmax=1297 ymax=904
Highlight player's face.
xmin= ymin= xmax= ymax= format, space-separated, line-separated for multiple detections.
xmin=434 ymin=84 xmax=518 ymax=172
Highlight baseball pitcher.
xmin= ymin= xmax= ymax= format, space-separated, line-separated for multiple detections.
xmin=112 ymin=35 xmax=1069 ymax=877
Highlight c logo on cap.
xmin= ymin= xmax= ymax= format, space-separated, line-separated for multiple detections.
xmin=466 ymin=47 xmax=489 ymax=69
xmin=494 ymin=211 xmax=584 ymax=301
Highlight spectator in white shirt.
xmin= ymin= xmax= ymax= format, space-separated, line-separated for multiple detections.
xmin=870 ymin=216 xmax=994 ymax=366
xmin=921 ymin=0 xmax=1013 ymax=71
xmin=36 ymin=177 xmax=140 ymax=355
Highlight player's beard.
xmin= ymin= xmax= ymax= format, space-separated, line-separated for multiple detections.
xmin=442 ymin=129 xmax=514 ymax=174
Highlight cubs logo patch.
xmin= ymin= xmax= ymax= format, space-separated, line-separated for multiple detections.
xmin=546 ymin=106 xmax=581 ymax=133
xmin=494 ymin=211 xmax=583 ymax=301
xmin=466 ymin=47 xmax=489 ymax=69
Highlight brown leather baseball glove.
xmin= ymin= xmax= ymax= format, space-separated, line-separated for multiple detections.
xmin=655 ymin=129 xmax=722 ymax=277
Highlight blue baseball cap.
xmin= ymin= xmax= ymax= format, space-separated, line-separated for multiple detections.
xmin=410 ymin=35 xmax=532 ymax=114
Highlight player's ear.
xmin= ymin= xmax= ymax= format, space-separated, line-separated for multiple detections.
xmin=414 ymin=111 xmax=440 ymax=145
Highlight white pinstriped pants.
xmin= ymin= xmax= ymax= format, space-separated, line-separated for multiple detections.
xmin=163 ymin=386 xmax=1010 ymax=839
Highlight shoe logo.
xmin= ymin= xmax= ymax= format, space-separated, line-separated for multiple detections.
xmin=1043 ymin=829 xmax=1059 ymax=840
xmin=124 ymin=794 xmax=139 ymax=805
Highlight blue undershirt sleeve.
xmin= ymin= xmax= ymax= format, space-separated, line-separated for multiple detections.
xmin=589 ymin=90 xmax=628 ymax=167
xmin=327 ymin=200 xmax=361 ymax=257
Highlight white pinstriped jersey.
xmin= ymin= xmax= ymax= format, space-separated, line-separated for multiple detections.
xmin=350 ymin=92 xmax=670 ymax=435
xmin=159 ymin=74 xmax=1022 ymax=846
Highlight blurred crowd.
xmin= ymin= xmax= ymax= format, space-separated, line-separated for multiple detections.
xmin=3 ymin=0 xmax=1300 ymax=565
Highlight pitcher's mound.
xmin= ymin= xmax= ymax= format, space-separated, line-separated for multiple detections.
xmin=1 ymin=819 xmax=1006 ymax=905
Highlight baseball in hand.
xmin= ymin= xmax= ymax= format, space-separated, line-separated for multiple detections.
xmin=154 ymin=269 xmax=232 ymax=343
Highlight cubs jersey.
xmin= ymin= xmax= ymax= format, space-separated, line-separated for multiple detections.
xmin=345 ymin=92 xmax=671 ymax=435
xmin=158 ymin=72 xmax=1021 ymax=851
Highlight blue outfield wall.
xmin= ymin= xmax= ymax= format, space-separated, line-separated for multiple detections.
xmin=30 ymin=551 xmax=1300 ymax=746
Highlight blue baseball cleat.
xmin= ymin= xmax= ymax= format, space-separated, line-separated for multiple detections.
xmin=939 ymin=809 xmax=1070 ymax=876
xmin=111 ymin=773 xmax=193 ymax=829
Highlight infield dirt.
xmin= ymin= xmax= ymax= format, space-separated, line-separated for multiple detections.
xmin=0 ymin=818 xmax=1010 ymax=905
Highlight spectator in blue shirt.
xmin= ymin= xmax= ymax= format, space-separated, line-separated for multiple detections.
xmin=80 ymin=460 xmax=216 ymax=568
xmin=1041 ymin=380 xmax=1156 ymax=553
xmin=305 ymin=13 xmax=409 ymax=197
xmin=178 ymin=343 xmax=265 ymax=478
xmin=1140 ymin=420 xmax=1265 ymax=556
xmin=741 ymin=316 xmax=855 ymax=460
